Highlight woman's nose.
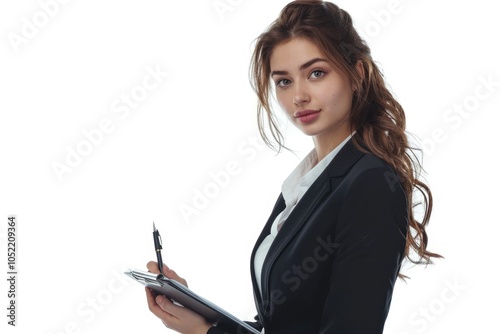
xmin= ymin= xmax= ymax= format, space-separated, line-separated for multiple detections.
xmin=293 ymin=83 xmax=310 ymax=105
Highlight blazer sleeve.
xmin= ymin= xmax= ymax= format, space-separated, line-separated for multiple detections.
xmin=207 ymin=327 xmax=231 ymax=334
xmin=206 ymin=318 xmax=263 ymax=334
xmin=319 ymin=167 xmax=408 ymax=333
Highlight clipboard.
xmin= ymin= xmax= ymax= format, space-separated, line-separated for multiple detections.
xmin=124 ymin=269 xmax=260 ymax=334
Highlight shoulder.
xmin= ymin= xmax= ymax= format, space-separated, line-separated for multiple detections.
xmin=335 ymin=153 xmax=408 ymax=237
xmin=328 ymin=145 xmax=402 ymax=194
xmin=324 ymin=137 xmax=395 ymax=182
xmin=347 ymin=151 xmax=394 ymax=177
xmin=342 ymin=152 xmax=406 ymax=205
xmin=322 ymin=139 xmax=406 ymax=207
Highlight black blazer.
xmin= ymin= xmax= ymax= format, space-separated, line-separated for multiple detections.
xmin=209 ymin=138 xmax=408 ymax=334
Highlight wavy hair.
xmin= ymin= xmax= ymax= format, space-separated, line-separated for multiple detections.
xmin=249 ymin=0 xmax=442 ymax=277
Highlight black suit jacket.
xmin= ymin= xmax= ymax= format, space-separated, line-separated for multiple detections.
xmin=209 ymin=138 xmax=408 ymax=334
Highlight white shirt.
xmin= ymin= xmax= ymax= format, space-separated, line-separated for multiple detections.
xmin=253 ymin=134 xmax=353 ymax=297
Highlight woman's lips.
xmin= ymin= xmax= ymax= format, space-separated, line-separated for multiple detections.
xmin=294 ymin=109 xmax=320 ymax=123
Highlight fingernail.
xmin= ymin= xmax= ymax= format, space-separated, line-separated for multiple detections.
xmin=156 ymin=295 xmax=164 ymax=304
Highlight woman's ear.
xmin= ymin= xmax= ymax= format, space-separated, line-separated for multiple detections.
xmin=352 ymin=60 xmax=364 ymax=91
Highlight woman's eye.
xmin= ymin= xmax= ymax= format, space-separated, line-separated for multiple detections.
xmin=310 ymin=69 xmax=326 ymax=79
xmin=276 ymin=79 xmax=290 ymax=87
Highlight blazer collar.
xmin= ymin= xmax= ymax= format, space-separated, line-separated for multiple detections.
xmin=326 ymin=136 xmax=367 ymax=177
xmin=250 ymin=137 xmax=366 ymax=316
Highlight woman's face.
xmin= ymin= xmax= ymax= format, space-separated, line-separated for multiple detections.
xmin=269 ymin=37 xmax=355 ymax=147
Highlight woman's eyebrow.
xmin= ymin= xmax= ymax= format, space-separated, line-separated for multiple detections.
xmin=271 ymin=57 xmax=328 ymax=77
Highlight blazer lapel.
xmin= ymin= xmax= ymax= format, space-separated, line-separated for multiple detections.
xmin=253 ymin=138 xmax=366 ymax=313
xmin=250 ymin=193 xmax=286 ymax=310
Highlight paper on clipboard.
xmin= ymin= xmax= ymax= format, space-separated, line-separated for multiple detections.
xmin=124 ymin=269 xmax=260 ymax=334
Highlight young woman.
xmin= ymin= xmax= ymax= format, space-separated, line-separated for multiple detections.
xmin=145 ymin=1 xmax=441 ymax=333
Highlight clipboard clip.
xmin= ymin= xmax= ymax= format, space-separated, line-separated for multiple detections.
xmin=125 ymin=270 xmax=164 ymax=286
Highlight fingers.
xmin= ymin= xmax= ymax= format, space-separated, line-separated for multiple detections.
xmin=156 ymin=295 xmax=182 ymax=317
xmin=146 ymin=261 xmax=162 ymax=274
xmin=145 ymin=287 xmax=212 ymax=333
xmin=145 ymin=287 xmax=177 ymax=325
xmin=146 ymin=261 xmax=188 ymax=287
xmin=146 ymin=261 xmax=171 ymax=275
xmin=145 ymin=288 xmax=191 ymax=326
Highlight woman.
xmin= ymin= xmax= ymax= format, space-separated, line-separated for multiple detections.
xmin=145 ymin=1 xmax=441 ymax=333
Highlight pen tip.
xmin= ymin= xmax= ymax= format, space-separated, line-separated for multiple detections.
xmin=153 ymin=221 xmax=156 ymax=231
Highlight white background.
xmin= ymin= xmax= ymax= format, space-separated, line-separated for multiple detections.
xmin=1 ymin=0 xmax=499 ymax=333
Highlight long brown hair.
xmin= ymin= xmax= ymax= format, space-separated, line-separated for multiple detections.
xmin=249 ymin=0 xmax=442 ymax=277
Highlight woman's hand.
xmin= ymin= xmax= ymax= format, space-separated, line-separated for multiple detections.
xmin=145 ymin=261 xmax=213 ymax=334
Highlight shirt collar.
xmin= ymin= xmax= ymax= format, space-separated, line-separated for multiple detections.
xmin=281 ymin=133 xmax=354 ymax=206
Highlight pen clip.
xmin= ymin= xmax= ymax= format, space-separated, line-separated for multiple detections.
xmin=153 ymin=221 xmax=163 ymax=251
xmin=158 ymin=233 xmax=163 ymax=249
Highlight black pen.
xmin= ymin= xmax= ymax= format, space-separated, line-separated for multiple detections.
xmin=153 ymin=222 xmax=164 ymax=275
